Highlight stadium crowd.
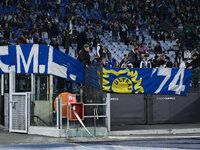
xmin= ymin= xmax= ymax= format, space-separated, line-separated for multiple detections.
xmin=0 ymin=0 xmax=199 ymax=70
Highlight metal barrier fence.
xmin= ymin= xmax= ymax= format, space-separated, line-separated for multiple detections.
xmin=56 ymin=93 xmax=111 ymax=136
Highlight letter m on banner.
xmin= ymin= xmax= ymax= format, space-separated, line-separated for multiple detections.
xmin=16 ymin=45 xmax=39 ymax=73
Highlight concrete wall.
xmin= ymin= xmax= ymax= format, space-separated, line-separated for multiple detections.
xmin=32 ymin=101 xmax=54 ymax=126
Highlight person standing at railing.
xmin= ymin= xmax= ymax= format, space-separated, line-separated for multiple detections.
xmin=78 ymin=44 xmax=91 ymax=68
xmin=164 ymin=57 xmax=173 ymax=68
xmin=121 ymin=56 xmax=133 ymax=68
xmin=140 ymin=54 xmax=151 ymax=68
xmin=187 ymin=53 xmax=199 ymax=88
xmin=179 ymin=58 xmax=188 ymax=69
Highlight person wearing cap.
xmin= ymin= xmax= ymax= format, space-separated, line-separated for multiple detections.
xmin=140 ymin=54 xmax=151 ymax=68
xmin=78 ymin=44 xmax=91 ymax=68
xmin=164 ymin=57 xmax=173 ymax=68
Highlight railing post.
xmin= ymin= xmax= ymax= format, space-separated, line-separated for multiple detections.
xmin=106 ymin=93 xmax=111 ymax=132
xmin=0 ymin=74 xmax=4 ymax=125
xmin=56 ymin=97 xmax=62 ymax=129
xmin=66 ymin=103 xmax=69 ymax=138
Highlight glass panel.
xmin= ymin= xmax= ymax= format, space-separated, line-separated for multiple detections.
xmin=15 ymin=74 xmax=31 ymax=92
xmin=30 ymin=75 xmax=56 ymax=127
xmin=35 ymin=75 xmax=48 ymax=101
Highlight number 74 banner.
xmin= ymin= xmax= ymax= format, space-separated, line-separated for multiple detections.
xmin=102 ymin=68 xmax=192 ymax=96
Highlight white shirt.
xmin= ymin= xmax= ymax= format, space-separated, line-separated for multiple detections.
xmin=140 ymin=60 xmax=151 ymax=68
xmin=179 ymin=61 xmax=186 ymax=68
xmin=96 ymin=44 xmax=101 ymax=57
xmin=184 ymin=51 xmax=191 ymax=59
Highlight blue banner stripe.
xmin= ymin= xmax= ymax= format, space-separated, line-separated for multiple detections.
xmin=0 ymin=44 xmax=85 ymax=84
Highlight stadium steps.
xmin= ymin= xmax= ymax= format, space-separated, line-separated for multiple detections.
xmin=161 ymin=19 xmax=186 ymax=44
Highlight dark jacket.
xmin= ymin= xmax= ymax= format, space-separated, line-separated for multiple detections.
xmin=78 ymin=49 xmax=91 ymax=66
xmin=188 ymin=58 xmax=199 ymax=69
xmin=153 ymin=59 xmax=160 ymax=68
xmin=154 ymin=45 xmax=162 ymax=54
xmin=165 ymin=61 xmax=173 ymax=68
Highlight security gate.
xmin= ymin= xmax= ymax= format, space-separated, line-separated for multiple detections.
xmin=9 ymin=93 xmax=29 ymax=133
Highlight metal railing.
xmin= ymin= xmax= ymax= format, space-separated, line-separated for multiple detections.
xmin=56 ymin=93 xmax=111 ymax=136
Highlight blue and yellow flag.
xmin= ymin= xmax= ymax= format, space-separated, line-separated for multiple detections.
xmin=99 ymin=68 xmax=192 ymax=96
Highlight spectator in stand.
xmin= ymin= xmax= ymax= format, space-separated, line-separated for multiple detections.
xmin=188 ymin=54 xmax=199 ymax=70
xmin=140 ymin=54 xmax=151 ymax=68
xmin=128 ymin=49 xmax=135 ymax=66
xmin=33 ymin=33 xmax=42 ymax=44
xmin=188 ymin=53 xmax=199 ymax=88
xmin=61 ymin=31 xmax=71 ymax=54
xmin=17 ymin=33 xmax=27 ymax=45
xmin=57 ymin=34 xmax=62 ymax=46
xmin=191 ymin=47 xmax=199 ymax=56
xmin=120 ymin=23 xmax=128 ymax=43
xmin=78 ymin=44 xmax=91 ymax=67
xmin=96 ymin=40 xmax=103 ymax=60
xmin=131 ymin=48 xmax=141 ymax=67
xmin=138 ymin=32 xmax=145 ymax=45
xmin=121 ymin=56 xmax=133 ymax=68
xmin=160 ymin=51 xmax=166 ymax=59
xmin=4 ymin=27 xmax=14 ymax=40
xmin=147 ymin=43 xmax=153 ymax=53
xmin=139 ymin=43 xmax=147 ymax=54
xmin=50 ymin=38 xmax=59 ymax=49
xmin=112 ymin=22 xmax=119 ymax=42
xmin=120 ymin=54 xmax=127 ymax=67
xmin=154 ymin=42 xmax=162 ymax=54
xmin=179 ymin=58 xmax=188 ymax=69
xmin=173 ymin=39 xmax=180 ymax=53
xmin=163 ymin=31 xmax=170 ymax=42
xmin=175 ymin=53 xmax=183 ymax=67
xmin=103 ymin=46 xmax=111 ymax=61
xmin=152 ymin=56 xmax=160 ymax=68
xmin=93 ymin=34 xmax=100 ymax=47
xmin=159 ymin=55 xmax=165 ymax=67
xmin=114 ymin=61 xmax=120 ymax=68
xmin=132 ymin=41 xmax=138 ymax=50
xmin=101 ymin=58 xmax=108 ymax=67
xmin=173 ymin=60 xmax=179 ymax=68
xmin=1 ymin=39 xmax=10 ymax=46
xmin=164 ymin=57 xmax=173 ymax=68
xmin=26 ymin=34 xmax=33 ymax=44
xmin=92 ymin=56 xmax=100 ymax=64
xmin=0 ymin=26 xmax=4 ymax=40
xmin=184 ymin=48 xmax=192 ymax=60
xmin=74 ymin=52 xmax=79 ymax=59
xmin=77 ymin=30 xmax=87 ymax=53
xmin=86 ymin=28 xmax=93 ymax=43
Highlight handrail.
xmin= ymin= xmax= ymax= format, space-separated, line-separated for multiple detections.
xmin=31 ymin=115 xmax=50 ymax=126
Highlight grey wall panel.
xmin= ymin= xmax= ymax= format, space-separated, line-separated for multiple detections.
xmin=110 ymin=94 xmax=145 ymax=125
xmin=152 ymin=92 xmax=200 ymax=123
